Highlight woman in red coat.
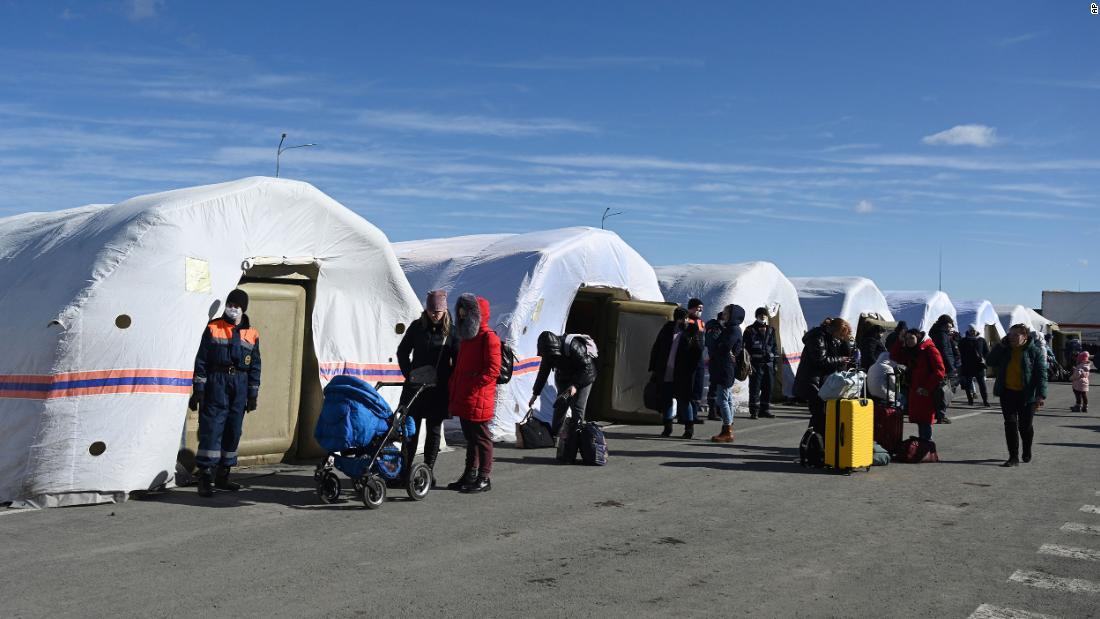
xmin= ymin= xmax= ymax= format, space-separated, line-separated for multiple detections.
xmin=890 ymin=329 xmax=946 ymax=441
xmin=447 ymin=293 xmax=502 ymax=494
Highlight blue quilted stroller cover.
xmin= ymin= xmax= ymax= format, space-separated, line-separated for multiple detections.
xmin=315 ymin=375 xmax=415 ymax=480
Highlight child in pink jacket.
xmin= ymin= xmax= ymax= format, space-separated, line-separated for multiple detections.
xmin=1071 ymin=351 xmax=1091 ymax=413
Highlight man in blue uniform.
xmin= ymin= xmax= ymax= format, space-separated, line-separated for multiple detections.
xmin=743 ymin=307 xmax=778 ymax=419
xmin=188 ymin=289 xmax=261 ymax=498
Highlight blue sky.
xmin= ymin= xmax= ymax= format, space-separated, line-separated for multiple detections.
xmin=1 ymin=1 xmax=1097 ymax=306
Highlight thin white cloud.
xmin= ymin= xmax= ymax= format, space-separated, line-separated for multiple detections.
xmin=139 ymin=88 xmax=321 ymax=111
xmin=126 ymin=0 xmax=163 ymax=21
xmin=359 ymin=110 xmax=596 ymax=137
xmin=855 ymin=199 xmax=874 ymax=214
xmin=467 ymin=56 xmax=704 ymax=70
xmin=463 ymin=178 xmax=669 ymax=197
xmin=997 ymin=31 xmax=1045 ymax=46
xmin=516 ymin=154 xmax=875 ymax=175
xmin=59 ymin=8 xmax=79 ymax=20
xmin=822 ymin=143 xmax=879 ymax=153
xmin=1079 ymin=259 xmax=1090 ymax=267
xmin=975 ymin=209 xmax=1067 ymax=220
xmin=922 ymin=124 xmax=999 ymax=147
xmin=836 ymin=154 xmax=1100 ymax=172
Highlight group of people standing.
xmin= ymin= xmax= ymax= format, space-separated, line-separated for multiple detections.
xmin=647 ymin=299 xmax=779 ymax=443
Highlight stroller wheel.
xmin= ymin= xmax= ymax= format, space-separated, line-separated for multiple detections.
xmin=406 ymin=463 xmax=432 ymax=501
xmin=316 ymin=471 xmax=341 ymax=504
xmin=362 ymin=475 xmax=386 ymax=510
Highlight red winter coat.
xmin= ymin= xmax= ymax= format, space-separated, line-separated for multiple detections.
xmin=449 ymin=296 xmax=502 ymax=422
xmin=890 ymin=338 xmax=946 ymax=425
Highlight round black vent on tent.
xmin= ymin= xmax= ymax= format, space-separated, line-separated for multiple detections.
xmin=89 ymin=441 xmax=107 ymax=456
xmin=115 ymin=314 xmax=132 ymax=329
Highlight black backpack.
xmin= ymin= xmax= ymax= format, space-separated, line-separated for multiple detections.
xmin=497 ymin=339 xmax=515 ymax=384
xmin=799 ymin=425 xmax=824 ymax=468
xmin=556 ymin=418 xmax=580 ymax=464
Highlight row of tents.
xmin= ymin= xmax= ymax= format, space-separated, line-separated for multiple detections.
xmin=0 ymin=177 xmax=1063 ymax=507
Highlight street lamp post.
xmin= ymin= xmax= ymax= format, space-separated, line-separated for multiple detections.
xmin=601 ymin=207 xmax=624 ymax=229
xmin=275 ymin=132 xmax=316 ymax=178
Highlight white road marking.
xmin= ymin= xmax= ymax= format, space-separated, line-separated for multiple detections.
xmin=1061 ymin=522 xmax=1100 ymax=536
xmin=1039 ymin=543 xmax=1100 ymax=562
xmin=0 ymin=508 xmax=36 ymax=517
xmin=949 ymin=411 xmax=985 ymax=421
xmin=1008 ymin=569 xmax=1100 ymax=594
xmin=968 ymin=603 xmax=1057 ymax=619
xmin=1081 ymin=505 xmax=1100 ymax=515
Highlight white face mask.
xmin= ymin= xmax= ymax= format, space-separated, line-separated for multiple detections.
xmin=224 ymin=307 xmax=243 ymax=323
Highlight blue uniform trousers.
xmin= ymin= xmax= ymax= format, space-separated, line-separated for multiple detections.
xmin=196 ymin=370 xmax=248 ymax=469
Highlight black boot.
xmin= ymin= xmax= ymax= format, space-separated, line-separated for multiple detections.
xmin=1002 ymin=424 xmax=1020 ymax=467
xmin=197 ymin=468 xmax=214 ymax=497
xmin=447 ymin=468 xmax=477 ymax=491
xmin=749 ymin=407 xmax=758 ymax=420
xmin=1021 ymin=427 xmax=1034 ymax=463
xmin=660 ymin=421 xmax=673 ymax=437
xmin=758 ymin=409 xmax=775 ymax=419
xmin=461 ymin=476 xmax=492 ymax=494
xmin=967 ymin=394 xmax=975 ymax=406
xmin=214 ymin=466 xmax=241 ymax=491
xmin=682 ymin=422 xmax=694 ymax=440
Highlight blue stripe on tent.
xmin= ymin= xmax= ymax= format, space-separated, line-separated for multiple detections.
xmin=0 ymin=376 xmax=193 ymax=392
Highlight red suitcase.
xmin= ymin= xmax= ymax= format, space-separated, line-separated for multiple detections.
xmin=873 ymin=402 xmax=904 ymax=455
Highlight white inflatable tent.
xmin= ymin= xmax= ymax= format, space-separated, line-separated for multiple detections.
xmin=0 ymin=177 xmax=421 ymax=507
xmin=655 ymin=262 xmax=808 ymax=406
xmin=393 ymin=227 xmax=665 ymax=439
xmin=884 ymin=291 xmax=957 ymax=332
xmin=954 ymin=300 xmax=1006 ymax=343
xmin=995 ymin=304 xmax=1056 ymax=336
xmin=790 ymin=276 xmax=895 ymax=328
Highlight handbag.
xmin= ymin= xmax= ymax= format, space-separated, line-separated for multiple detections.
xmin=818 ymin=370 xmax=865 ymax=400
xmin=515 ymin=408 xmax=555 ymax=449
xmin=410 ymin=330 xmax=449 ymax=387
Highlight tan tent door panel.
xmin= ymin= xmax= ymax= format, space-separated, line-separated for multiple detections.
xmin=184 ymin=282 xmax=307 ymax=465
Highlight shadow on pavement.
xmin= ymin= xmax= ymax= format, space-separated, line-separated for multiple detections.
xmin=660 ymin=459 xmax=812 ymax=474
xmin=494 ymin=455 xmax=560 ymax=466
xmin=942 ymin=458 xmax=1003 ymax=465
xmin=1040 ymin=442 xmax=1100 ymax=449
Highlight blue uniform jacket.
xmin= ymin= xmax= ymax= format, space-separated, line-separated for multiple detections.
xmin=193 ymin=315 xmax=261 ymax=399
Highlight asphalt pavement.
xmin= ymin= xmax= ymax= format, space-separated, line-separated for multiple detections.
xmin=2 ymin=382 xmax=1097 ymax=618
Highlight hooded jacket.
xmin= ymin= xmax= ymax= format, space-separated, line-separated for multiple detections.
xmin=793 ymin=325 xmax=853 ymax=401
xmin=448 ymin=294 xmax=502 ymax=422
xmin=707 ymin=304 xmax=745 ymax=388
xmin=531 ymin=332 xmax=598 ymax=397
xmin=858 ymin=332 xmax=886 ymax=372
xmin=890 ymin=337 xmax=946 ymax=425
xmin=986 ymin=333 xmax=1048 ymax=404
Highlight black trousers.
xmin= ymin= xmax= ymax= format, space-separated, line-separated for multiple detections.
xmin=403 ymin=416 xmax=443 ymax=470
xmin=960 ymin=371 xmax=988 ymax=403
xmin=999 ymin=389 xmax=1035 ymax=459
xmin=808 ymin=395 xmax=826 ymax=436
xmin=749 ymin=363 xmax=774 ymax=414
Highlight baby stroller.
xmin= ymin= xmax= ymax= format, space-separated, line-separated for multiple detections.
xmin=313 ymin=370 xmax=432 ymax=509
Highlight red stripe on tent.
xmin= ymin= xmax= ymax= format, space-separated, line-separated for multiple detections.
xmin=0 ymin=369 xmax=194 ymax=400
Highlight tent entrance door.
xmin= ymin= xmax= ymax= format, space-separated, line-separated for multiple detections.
xmin=183 ymin=281 xmax=309 ymax=467
xmin=564 ymin=287 xmax=629 ymax=420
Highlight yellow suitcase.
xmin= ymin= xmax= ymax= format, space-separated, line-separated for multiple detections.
xmin=824 ymin=398 xmax=874 ymax=472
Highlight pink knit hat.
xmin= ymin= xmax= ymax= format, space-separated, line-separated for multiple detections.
xmin=426 ymin=290 xmax=448 ymax=313
xmin=1078 ymin=351 xmax=1091 ymax=364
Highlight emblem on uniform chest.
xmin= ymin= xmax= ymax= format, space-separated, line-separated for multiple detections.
xmin=244 ymin=354 xmax=252 ymax=365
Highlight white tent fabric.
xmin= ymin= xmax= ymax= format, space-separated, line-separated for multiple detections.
xmin=655 ymin=262 xmax=808 ymax=404
xmin=393 ymin=227 xmax=664 ymax=440
xmin=789 ymin=276 xmax=895 ymax=328
xmin=954 ymin=300 xmax=1006 ymax=340
xmin=995 ymin=304 xmax=1056 ymax=336
xmin=883 ymin=291 xmax=957 ymax=332
xmin=0 ymin=177 xmax=421 ymax=507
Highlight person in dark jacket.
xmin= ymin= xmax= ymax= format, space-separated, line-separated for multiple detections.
xmin=890 ymin=329 xmax=946 ymax=441
xmin=928 ymin=315 xmax=958 ymax=424
xmin=794 ymin=317 xmax=854 ymax=435
xmin=686 ymin=298 xmax=707 ymax=424
xmin=707 ymin=304 xmax=745 ymax=443
xmin=1064 ymin=335 xmax=1083 ymax=370
xmin=743 ymin=307 xmax=778 ymax=419
xmin=986 ymin=324 xmax=1048 ymax=467
xmin=396 ymin=290 xmax=458 ymax=476
xmin=649 ymin=307 xmax=704 ymax=439
xmin=704 ymin=313 xmax=724 ymax=420
xmin=957 ymin=326 xmax=990 ymax=407
xmin=188 ymin=289 xmax=261 ymax=498
xmin=529 ymin=331 xmax=598 ymax=436
xmin=858 ymin=324 xmax=887 ymax=372
xmin=447 ymin=294 xmax=501 ymax=493
xmin=885 ymin=321 xmax=908 ymax=352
